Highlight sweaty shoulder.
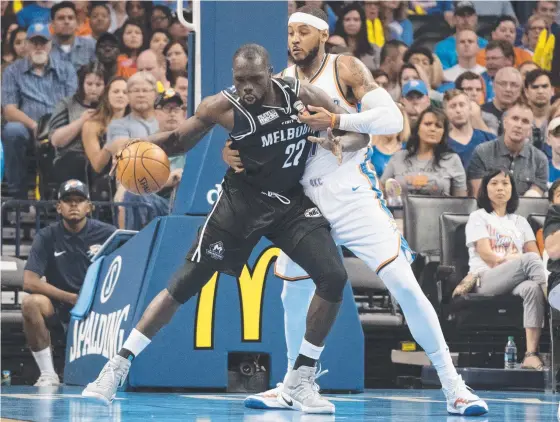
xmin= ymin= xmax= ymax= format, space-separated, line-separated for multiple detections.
xmin=335 ymin=55 xmax=378 ymax=93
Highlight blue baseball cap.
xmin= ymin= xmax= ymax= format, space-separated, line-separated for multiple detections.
xmin=27 ymin=23 xmax=51 ymax=41
xmin=402 ymin=80 xmax=428 ymax=97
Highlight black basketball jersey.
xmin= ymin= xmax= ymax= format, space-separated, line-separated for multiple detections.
xmin=221 ymin=77 xmax=313 ymax=193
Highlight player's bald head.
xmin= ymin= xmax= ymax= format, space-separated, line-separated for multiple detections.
xmin=233 ymin=43 xmax=270 ymax=70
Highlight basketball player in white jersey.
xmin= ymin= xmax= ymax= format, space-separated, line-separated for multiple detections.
xmin=224 ymin=7 xmax=488 ymax=416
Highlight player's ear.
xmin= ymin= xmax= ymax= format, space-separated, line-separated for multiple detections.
xmin=320 ymin=29 xmax=329 ymax=44
xmin=56 ymin=201 xmax=62 ymax=216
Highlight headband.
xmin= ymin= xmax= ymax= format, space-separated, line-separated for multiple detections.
xmin=288 ymin=12 xmax=329 ymax=31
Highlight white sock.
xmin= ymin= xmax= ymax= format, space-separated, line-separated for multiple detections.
xmin=122 ymin=328 xmax=151 ymax=358
xmin=32 ymin=347 xmax=56 ymax=376
xmin=281 ymin=279 xmax=316 ymax=372
xmin=299 ymin=338 xmax=324 ymax=361
xmin=377 ymin=252 xmax=458 ymax=390
xmin=427 ymin=347 xmax=458 ymax=391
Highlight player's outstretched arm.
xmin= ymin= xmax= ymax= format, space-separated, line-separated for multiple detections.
xmin=151 ymin=94 xmax=233 ymax=156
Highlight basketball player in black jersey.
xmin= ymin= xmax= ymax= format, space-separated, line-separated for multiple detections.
xmin=84 ymin=44 xmax=369 ymax=414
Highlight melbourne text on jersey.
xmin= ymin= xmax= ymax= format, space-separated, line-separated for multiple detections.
xmin=261 ymin=124 xmax=311 ymax=147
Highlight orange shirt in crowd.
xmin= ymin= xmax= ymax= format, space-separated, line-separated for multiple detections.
xmin=536 ymin=228 xmax=545 ymax=256
xmin=117 ymin=55 xmax=138 ymax=74
xmin=476 ymin=47 xmax=533 ymax=68
xmin=76 ymin=18 xmax=92 ymax=37
xmin=116 ymin=63 xmax=136 ymax=79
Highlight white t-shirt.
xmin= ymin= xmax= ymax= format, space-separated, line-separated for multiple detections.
xmin=465 ymin=209 xmax=535 ymax=274
xmin=443 ymin=64 xmax=486 ymax=82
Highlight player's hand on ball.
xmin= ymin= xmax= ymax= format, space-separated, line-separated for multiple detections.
xmin=299 ymin=105 xmax=335 ymax=131
xmin=222 ymin=139 xmax=244 ymax=173
xmin=308 ymin=128 xmax=343 ymax=164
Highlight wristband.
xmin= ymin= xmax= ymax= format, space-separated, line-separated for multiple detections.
xmin=330 ymin=113 xmax=337 ymax=129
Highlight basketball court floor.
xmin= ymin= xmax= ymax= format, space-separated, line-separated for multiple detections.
xmin=1 ymin=386 xmax=558 ymax=421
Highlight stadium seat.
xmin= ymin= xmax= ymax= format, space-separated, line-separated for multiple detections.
xmin=437 ymin=213 xmax=523 ymax=329
xmin=404 ymin=195 xmax=477 ymax=258
xmin=1 ymin=256 xmax=26 ymax=337
xmin=345 ymin=257 xmax=403 ymax=329
xmin=516 ymin=198 xmax=550 ymax=219
xmin=527 ymin=214 xmax=546 ymax=236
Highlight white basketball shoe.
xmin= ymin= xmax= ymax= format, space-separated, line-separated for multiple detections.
xmin=82 ymin=355 xmax=131 ymax=404
xmin=244 ymin=367 xmax=328 ymax=410
xmin=277 ymin=365 xmax=335 ymax=414
xmin=443 ymin=375 xmax=488 ymax=416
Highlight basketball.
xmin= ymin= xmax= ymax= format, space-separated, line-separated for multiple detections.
xmin=116 ymin=141 xmax=170 ymax=195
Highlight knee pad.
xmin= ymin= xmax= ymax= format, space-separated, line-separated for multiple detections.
xmin=314 ymin=264 xmax=348 ymax=303
xmin=167 ymin=260 xmax=215 ymax=304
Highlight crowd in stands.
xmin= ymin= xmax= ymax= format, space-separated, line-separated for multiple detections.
xmin=1 ymin=0 xmax=559 ymax=231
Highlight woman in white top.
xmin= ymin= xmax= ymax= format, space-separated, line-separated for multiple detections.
xmin=466 ymin=169 xmax=547 ymax=370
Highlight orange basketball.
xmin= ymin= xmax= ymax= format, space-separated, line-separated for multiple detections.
xmin=116 ymin=141 xmax=170 ymax=195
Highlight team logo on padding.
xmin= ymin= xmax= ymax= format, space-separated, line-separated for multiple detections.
xmin=304 ymin=207 xmax=322 ymax=218
xmin=257 ymin=109 xmax=279 ymax=125
xmin=207 ymin=241 xmax=224 ymax=260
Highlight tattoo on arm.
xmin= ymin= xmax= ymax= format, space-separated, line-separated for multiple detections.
xmin=342 ymin=57 xmax=379 ymax=100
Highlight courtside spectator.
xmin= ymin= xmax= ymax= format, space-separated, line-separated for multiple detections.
xmin=476 ymin=16 xmax=533 ymax=68
xmin=168 ymin=14 xmax=190 ymax=45
xmin=88 ymin=2 xmax=111 ymax=41
xmin=456 ymin=71 xmax=486 ymax=104
xmin=137 ymin=49 xmax=170 ymax=92
xmin=444 ymin=89 xmax=495 ymax=168
xmin=547 ymin=118 xmax=560 ymax=185
xmin=171 ymin=70 xmax=188 ymax=106
xmin=371 ymin=69 xmax=389 ymax=89
xmin=124 ymin=89 xmax=186 ymax=230
xmin=443 ymin=30 xmax=486 ymax=82
xmin=1 ymin=23 xmax=77 ymax=199
xmin=435 ymin=1 xmax=488 ymax=70
xmin=49 ymin=2 xmax=96 ymax=71
xmin=378 ymin=39 xmax=408 ymax=100
xmin=378 ymin=1 xmax=413 ymax=46
xmin=149 ymin=29 xmax=170 ymax=56
xmin=331 ymin=3 xmax=380 ymax=72
xmin=466 ymin=169 xmax=546 ymax=371
xmin=523 ymin=15 xmax=548 ymax=54
xmin=73 ymin=0 xmax=92 ymax=37
xmin=403 ymin=45 xmax=444 ymax=102
xmin=482 ymin=67 xmax=523 ymax=135
xmin=524 ymin=69 xmax=554 ymax=149
xmin=484 ymin=40 xmax=515 ymax=83
xmin=534 ymin=0 xmax=559 ymax=35
xmin=105 ymin=72 xmax=159 ymax=153
xmin=381 ymin=107 xmax=467 ymax=197
xmin=164 ymin=41 xmax=188 ymax=83
xmin=150 ymin=5 xmax=173 ymax=32
xmin=401 ymin=80 xmax=431 ymax=127
xmin=108 ymin=0 xmax=127 ymax=33
xmin=1 ymin=27 xmax=27 ymax=73
xmin=363 ymin=0 xmax=383 ymax=48
xmin=370 ymin=104 xmax=410 ymax=177
xmin=17 ymin=1 xmax=52 ymax=28
xmin=95 ymin=32 xmax=135 ymax=82
xmin=48 ymin=63 xmax=105 ymax=185
xmin=468 ymin=102 xmax=548 ymax=197
xmin=82 ymin=77 xmax=129 ymax=177
xmin=22 ymin=179 xmax=115 ymax=387
xmin=117 ymin=19 xmax=146 ymax=73
xmin=125 ymin=1 xmax=151 ymax=29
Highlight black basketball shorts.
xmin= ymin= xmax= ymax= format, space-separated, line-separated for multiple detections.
xmin=186 ymin=177 xmax=330 ymax=276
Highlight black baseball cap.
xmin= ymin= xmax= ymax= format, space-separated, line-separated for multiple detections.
xmin=455 ymin=1 xmax=476 ymax=16
xmin=58 ymin=179 xmax=90 ymax=200
xmin=96 ymin=32 xmax=119 ymax=47
xmin=155 ymin=88 xmax=184 ymax=108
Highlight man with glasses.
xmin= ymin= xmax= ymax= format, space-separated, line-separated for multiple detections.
xmin=122 ymin=89 xmax=187 ymax=230
xmin=22 ymin=180 xmax=115 ymax=386
xmin=1 ymin=23 xmax=77 ymax=199
xmin=468 ymin=101 xmax=548 ymax=197
xmin=481 ymin=67 xmax=522 ymax=136
xmin=107 ymin=72 xmax=160 ymax=146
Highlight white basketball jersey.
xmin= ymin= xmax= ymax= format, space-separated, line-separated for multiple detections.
xmin=282 ymin=54 xmax=364 ymax=182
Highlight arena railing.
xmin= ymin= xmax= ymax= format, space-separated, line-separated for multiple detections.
xmin=1 ymin=200 xmax=157 ymax=259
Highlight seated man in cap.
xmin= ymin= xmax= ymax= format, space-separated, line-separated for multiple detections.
xmin=95 ymin=32 xmax=135 ymax=82
xmin=22 ymin=180 xmax=116 ymax=386
xmin=123 ymin=90 xmax=186 ymax=230
xmin=401 ymin=80 xmax=431 ymax=127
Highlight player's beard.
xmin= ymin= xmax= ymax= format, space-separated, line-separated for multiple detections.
xmin=291 ymin=44 xmax=320 ymax=68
